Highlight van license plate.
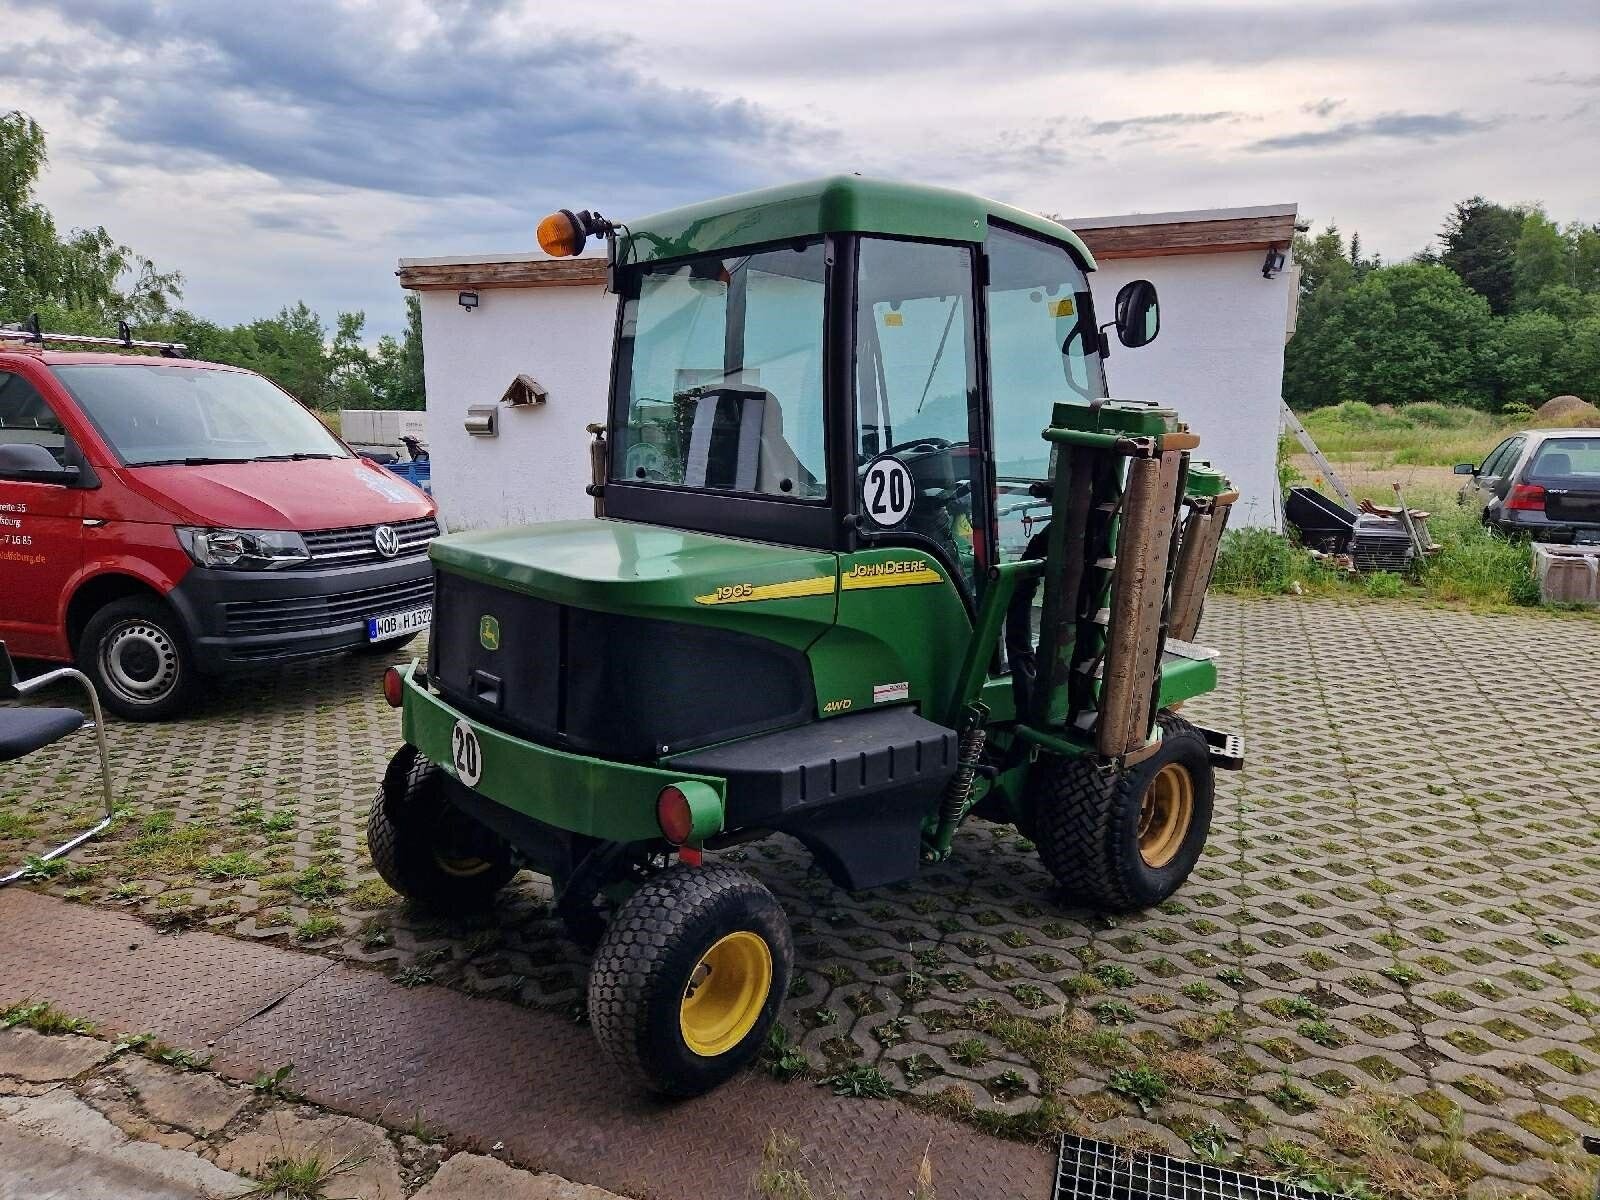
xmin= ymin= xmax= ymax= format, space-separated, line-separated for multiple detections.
xmin=367 ymin=606 xmax=431 ymax=642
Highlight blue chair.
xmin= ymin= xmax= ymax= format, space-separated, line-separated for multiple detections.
xmin=0 ymin=641 xmax=115 ymax=887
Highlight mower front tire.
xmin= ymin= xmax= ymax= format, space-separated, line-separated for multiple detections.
xmin=1031 ymin=713 xmax=1213 ymax=912
xmin=587 ymin=865 xmax=792 ymax=1097
xmin=367 ymin=745 xmax=517 ymax=910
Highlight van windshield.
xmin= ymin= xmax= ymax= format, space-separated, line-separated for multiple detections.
xmin=51 ymin=365 xmax=350 ymax=467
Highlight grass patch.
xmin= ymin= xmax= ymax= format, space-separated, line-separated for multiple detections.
xmin=294 ymin=915 xmax=341 ymax=942
xmin=243 ymin=1149 xmax=366 ymax=1199
xmin=1213 ymin=498 xmax=1543 ymax=609
xmin=1298 ymin=401 xmax=1531 ymax=467
xmin=1 ymin=1000 xmax=94 ymax=1036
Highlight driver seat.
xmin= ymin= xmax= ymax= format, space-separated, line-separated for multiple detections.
xmin=682 ymin=387 xmax=809 ymax=495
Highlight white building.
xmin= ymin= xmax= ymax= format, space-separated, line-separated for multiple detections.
xmin=398 ymin=203 xmax=1298 ymax=532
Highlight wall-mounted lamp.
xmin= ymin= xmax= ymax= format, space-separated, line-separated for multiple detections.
xmin=1261 ymin=248 xmax=1287 ymax=279
xmin=458 ymin=290 xmax=480 ymax=312
xmin=464 ymin=405 xmax=498 ymax=436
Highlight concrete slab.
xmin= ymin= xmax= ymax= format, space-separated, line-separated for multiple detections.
xmin=0 ymin=1091 xmax=249 ymax=1200
xmin=117 ymin=1053 xmax=250 ymax=1136
xmin=214 ymin=1108 xmax=405 ymax=1200
xmin=0 ymin=1027 xmax=109 ymax=1083
xmin=417 ymin=1153 xmax=625 ymax=1200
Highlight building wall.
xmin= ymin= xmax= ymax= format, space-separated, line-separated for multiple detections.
xmin=1091 ymin=249 xmax=1294 ymax=528
xmin=418 ymin=246 xmax=1293 ymax=531
xmin=418 ymin=284 xmax=616 ymax=530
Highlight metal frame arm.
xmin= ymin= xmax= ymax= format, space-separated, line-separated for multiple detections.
xmin=0 ymin=667 xmax=115 ymax=888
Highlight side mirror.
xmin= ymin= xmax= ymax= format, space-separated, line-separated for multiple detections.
xmin=1113 ymin=279 xmax=1160 ymax=348
xmin=1452 ymin=463 xmax=1477 ymax=476
xmin=0 ymin=443 xmax=80 ymax=485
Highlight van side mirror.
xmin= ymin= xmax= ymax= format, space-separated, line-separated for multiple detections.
xmin=1113 ymin=279 xmax=1160 ymax=348
xmin=1452 ymin=463 xmax=1477 ymax=476
xmin=0 ymin=443 xmax=80 ymax=484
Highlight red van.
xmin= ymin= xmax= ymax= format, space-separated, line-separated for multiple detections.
xmin=0 ymin=334 xmax=437 ymax=721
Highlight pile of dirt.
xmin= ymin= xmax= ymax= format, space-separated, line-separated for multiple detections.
xmin=1535 ymin=394 xmax=1600 ymax=426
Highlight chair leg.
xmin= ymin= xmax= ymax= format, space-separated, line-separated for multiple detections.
xmin=0 ymin=667 xmax=116 ymax=888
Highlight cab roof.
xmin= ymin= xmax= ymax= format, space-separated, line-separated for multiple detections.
xmin=621 ymin=174 xmax=1096 ymax=269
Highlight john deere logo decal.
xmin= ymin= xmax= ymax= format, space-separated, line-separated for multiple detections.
xmin=478 ymin=615 xmax=500 ymax=650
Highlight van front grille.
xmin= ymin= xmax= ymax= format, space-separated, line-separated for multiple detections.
xmin=301 ymin=517 xmax=438 ymax=566
xmin=221 ymin=577 xmax=434 ymax=636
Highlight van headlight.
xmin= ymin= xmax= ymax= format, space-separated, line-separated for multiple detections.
xmin=176 ymin=527 xmax=311 ymax=570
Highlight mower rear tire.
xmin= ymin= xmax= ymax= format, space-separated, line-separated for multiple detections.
xmin=1031 ymin=713 xmax=1213 ymax=912
xmin=587 ymin=864 xmax=792 ymax=1097
xmin=367 ymin=745 xmax=517 ymax=910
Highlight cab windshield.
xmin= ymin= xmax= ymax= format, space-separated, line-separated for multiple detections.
xmin=51 ymin=364 xmax=350 ymax=467
xmin=609 ymin=240 xmax=828 ymax=500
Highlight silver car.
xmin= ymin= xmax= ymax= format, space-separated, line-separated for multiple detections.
xmin=1456 ymin=429 xmax=1600 ymax=543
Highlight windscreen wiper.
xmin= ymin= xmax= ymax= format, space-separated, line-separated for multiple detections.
xmin=133 ymin=456 xmax=255 ymax=466
xmin=251 ymin=452 xmax=341 ymax=461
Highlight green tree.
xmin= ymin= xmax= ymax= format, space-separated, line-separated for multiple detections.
xmin=1569 ymin=223 xmax=1600 ymax=294
xmin=1 ymin=110 xmax=180 ymax=327
xmin=1284 ymin=223 xmax=1379 ymax=409
xmin=1512 ymin=210 xmax=1572 ymax=310
xmin=1314 ymin=264 xmax=1497 ymax=408
xmin=365 ymin=293 xmax=426 ymax=410
xmin=1440 ymin=196 xmax=1523 ymax=315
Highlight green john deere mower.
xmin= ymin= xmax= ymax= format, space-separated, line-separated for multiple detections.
xmin=370 ymin=176 xmax=1244 ymax=1096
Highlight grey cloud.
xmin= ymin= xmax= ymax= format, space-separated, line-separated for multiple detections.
xmin=1085 ymin=111 xmax=1242 ymax=137
xmin=1 ymin=0 xmax=810 ymax=211
xmin=249 ymin=211 xmax=345 ymax=239
xmin=1250 ymin=111 xmax=1496 ymax=151
xmin=1529 ymin=72 xmax=1600 ymax=88
xmin=1301 ymin=98 xmax=1345 ymax=118
xmin=694 ymin=0 xmax=1598 ymax=78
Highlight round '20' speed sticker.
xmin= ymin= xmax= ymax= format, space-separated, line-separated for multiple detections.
xmin=862 ymin=455 xmax=914 ymax=527
xmin=451 ymin=719 xmax=483 ymax=787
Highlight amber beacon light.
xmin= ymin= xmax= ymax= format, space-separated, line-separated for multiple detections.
xmin=537 ymin=208 xmax=614 ymax=257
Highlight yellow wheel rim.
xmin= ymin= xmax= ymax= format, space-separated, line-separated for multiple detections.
xmin=434 ymin=854 xmax=492 ymax=878
xmin=679 ymin=931 xmax=773 ymax=1057
xmin=1138 ymin=762 xmax=1195 ymax=869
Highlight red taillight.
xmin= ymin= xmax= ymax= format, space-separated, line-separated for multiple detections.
xmin=1507 ymin=483 xmax=1546 ymax=511
xmin=656 ymin=785 xmax=694 ymax=845
xmin=382 ymin=667 xmax=404 ymax=708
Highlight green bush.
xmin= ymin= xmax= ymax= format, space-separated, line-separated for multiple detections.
xmin=1362 ymin=571 xmax=1405 ymax=598
xmin=1421 ymin=510 xmax=1540 ymax=605
xmin=1211 ymin=529 xmax=1333 ymax=595
xmin=1322 ymin=401 xmax=1403 ymax=431
xmin=1500 ymin=400 xmax=1536 ymax=418
xmin=1399 ymin=402 xmax=1474 ymax=429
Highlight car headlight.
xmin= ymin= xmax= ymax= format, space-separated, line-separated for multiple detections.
xmin=175 ymin=527 xmax=311 ymax=570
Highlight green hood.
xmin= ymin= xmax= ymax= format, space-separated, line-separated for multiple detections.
xmin=429 ymin=519 xmax=839 ymax=650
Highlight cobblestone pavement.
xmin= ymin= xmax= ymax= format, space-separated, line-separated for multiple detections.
xmin=3 ymin=596 xmax=1599 ymax=1197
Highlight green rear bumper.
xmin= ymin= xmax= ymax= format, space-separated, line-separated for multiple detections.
xmin=399 ymin=665 xmax=726 ymax=843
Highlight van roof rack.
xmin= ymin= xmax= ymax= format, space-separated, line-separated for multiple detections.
xmin=0 ymin=314 xmax=187 ymax=358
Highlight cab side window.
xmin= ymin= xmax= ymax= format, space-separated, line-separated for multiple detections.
xmin=984 ymin=226 xmax=1104 ymax=561
xmin=0 ymin=370 xmax=70 ymax=470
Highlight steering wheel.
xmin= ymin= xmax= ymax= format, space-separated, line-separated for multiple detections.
xmin=883 ymin=435 xmax=954 ymax=456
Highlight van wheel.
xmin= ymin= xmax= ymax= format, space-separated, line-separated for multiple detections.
xmin=78 ymin=596 xmax=199 ymax=722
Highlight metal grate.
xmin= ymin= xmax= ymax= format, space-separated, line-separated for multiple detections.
xmin=1054 ymin=1136 xmax=1349 ymax=1200
xmin=301 ymin=516 xmax=438 ymax=565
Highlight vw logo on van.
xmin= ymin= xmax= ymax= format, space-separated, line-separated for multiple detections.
xmin=373 ymin=525 xmax=401 ymax=558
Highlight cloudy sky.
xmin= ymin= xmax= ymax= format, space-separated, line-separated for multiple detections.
xmin=4 ymin=0 xmax=1597 ymax=338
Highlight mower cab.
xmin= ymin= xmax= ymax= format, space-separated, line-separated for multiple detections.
xmin=374 ymin=176 xmax=1243 ymax=1096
